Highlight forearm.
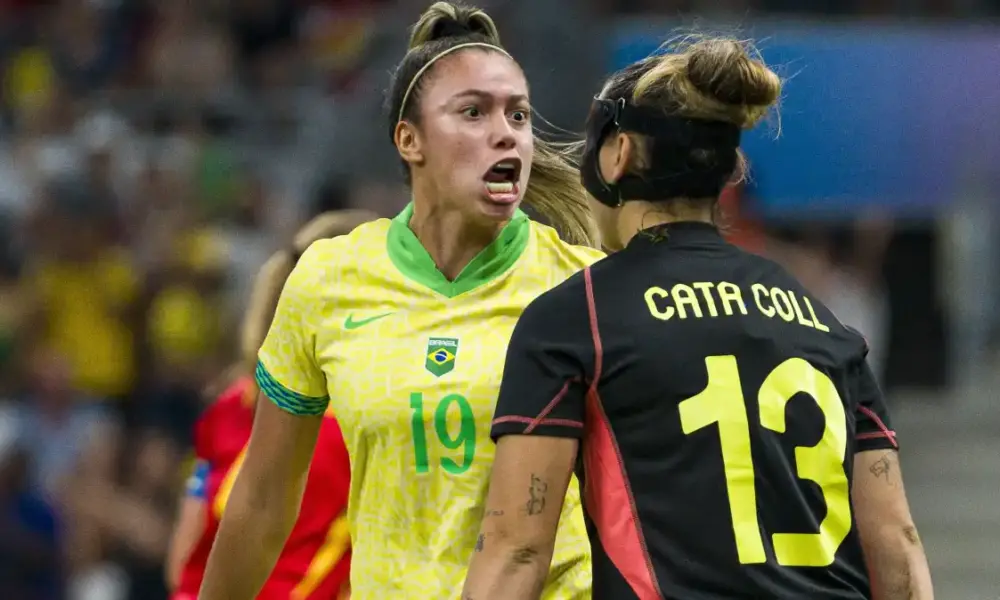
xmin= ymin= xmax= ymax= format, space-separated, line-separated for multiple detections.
xmin=199 ymin=479 xmax=302 ymax=600
xmin=464 ymin=437 xmax=578 ymax=600
xmin=463 ymin=541 xmax=550 ymax=600
xmin=865 ymin=526 xmax=933 ymax=600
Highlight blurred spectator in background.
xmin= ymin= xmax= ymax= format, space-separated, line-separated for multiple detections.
xmin=13 ymin=349 xmax=113 ymax=503
xmin=45 ymin=0 xmax=127 ymax=95
xmin=142 ymin=1 xmax=235 ymax=99
xmin=0 ymin=216 xmax=25 ymax=403
xmin=24 ymin=179 xmax=137 ymax=408
xmin=760 ymin=218 xmax=893 ymax=381
xmin=0 ymin=422 xmax=64 ymax=600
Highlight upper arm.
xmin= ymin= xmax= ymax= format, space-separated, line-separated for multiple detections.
xmin=255 ymin=246 xmax=330 ymax=416
xmin=853 ymin=450 xmax=912 ymax=523
xmin=490 ymin=281 xmax=592 ymax=442
xmin=852 ymin=449 xmax=921 ymax=554
xmin=239 ymin=395 xmax=324 ymax=513
xmin=850 ymin=356 xmax=917 ymax=545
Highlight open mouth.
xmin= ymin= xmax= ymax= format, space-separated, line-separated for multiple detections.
xmin=483 ymin=158 xmax=522 ymax=196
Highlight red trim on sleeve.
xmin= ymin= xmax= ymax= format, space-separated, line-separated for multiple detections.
xmin=490 ymin=377 xmax=586 ymax=431
xmin=856 ymin=405 xmax=898 ymax=449
xmin=523 ymin=377 xmax=581 ymax=433
xmin=491 ymin=415 xmax=584 ymax=428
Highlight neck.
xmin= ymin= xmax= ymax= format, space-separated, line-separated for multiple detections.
xmin=616 ymin=198 xmax=715 ymax=248
xmin=409 ymin=199 xmax=502 ymax=281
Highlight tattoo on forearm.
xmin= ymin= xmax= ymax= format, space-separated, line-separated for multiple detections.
xmin=511 ymin=546 xmax=540 ymax=565
xmin=525 ymin=474 xmax=548 ymax=516
xmin=903 ymin=525 xmax=921 ymax=546
xmin=485 ymin=509 xmax=504 ymax=517
xmin=474 ymin=533 xmax=486 ymax=552
xmin=869 ymin=455 xmax=892 ymax=482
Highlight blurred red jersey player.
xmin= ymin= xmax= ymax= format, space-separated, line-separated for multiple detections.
xmin=164 ymin=210 xmax=379 ymax=600
xmin=170 ymin=377 xmax=351 ymax=600
xmin=720 ymin=182 xmax=766 ymax=253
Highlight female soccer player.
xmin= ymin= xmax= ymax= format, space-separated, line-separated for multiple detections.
xmin=199 ymin=3 xmax=602 ymax=600
xmin=166 ymin=211 xmax=375 ymax=600
xmin=466 ymin=38 xmax=934 ymax=600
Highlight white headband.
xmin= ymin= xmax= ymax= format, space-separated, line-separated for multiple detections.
xmin=397 ymin=42 xmax=511 ymax=124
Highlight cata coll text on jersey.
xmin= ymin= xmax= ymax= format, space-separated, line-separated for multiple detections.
xmin=643 ymin=281 xmax=831 ymax=332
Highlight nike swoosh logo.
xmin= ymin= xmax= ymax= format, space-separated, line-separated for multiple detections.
xmin=344 ymin=312 xmax=394 ymax=330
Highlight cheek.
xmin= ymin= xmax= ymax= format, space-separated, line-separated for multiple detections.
xmin=428 ymin=127 xmax=479 ymax=172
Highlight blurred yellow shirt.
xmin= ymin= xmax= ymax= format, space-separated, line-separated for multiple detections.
xmin=32 ymin=249 xmax=137 ymax=398
xmin=148 ymin=228 xmax=225 ymax=368
xmin=3 ymin=47 xmax=56 ymax=113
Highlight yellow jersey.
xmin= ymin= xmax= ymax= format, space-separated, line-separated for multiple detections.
xmin=30 ymin=249 xmax=138 ymax=398
xmin=257 ymin=204 xmax=603 ymax=599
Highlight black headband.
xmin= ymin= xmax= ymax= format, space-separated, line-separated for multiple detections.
xmin=581 ymin=97 xmax=742 ymax=207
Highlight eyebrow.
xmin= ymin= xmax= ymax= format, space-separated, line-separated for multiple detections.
xmin=451 ymin=89 xmax=529 ymax=104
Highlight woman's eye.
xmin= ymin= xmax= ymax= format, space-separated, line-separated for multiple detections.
xmin=511 ymin=110 xmax=529 ymax=122
xmin=462 ymin=107 xmax=482 ymax=118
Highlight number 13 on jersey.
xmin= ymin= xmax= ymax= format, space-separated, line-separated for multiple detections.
xmin=679 ymin=355 xmax=852 ymax=568
xmin=410 ymin=392 xmax=476 ymax=475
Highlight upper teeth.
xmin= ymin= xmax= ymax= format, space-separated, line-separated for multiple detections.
xmin=494 ymin=162 xmax=515 ymax=172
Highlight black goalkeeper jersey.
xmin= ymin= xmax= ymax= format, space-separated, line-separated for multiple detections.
xmin=491 ymin=222 xmax=898 ymax=600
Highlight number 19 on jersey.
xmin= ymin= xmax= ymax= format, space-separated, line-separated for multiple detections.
xmin=410 ymin=392 xmax=476 ymax=475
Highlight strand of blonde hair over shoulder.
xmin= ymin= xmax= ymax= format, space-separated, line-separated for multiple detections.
xmin=394 ymin=2 xmax=599 ymax=248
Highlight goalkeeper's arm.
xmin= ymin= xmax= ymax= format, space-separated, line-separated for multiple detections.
xmin=852 ymin=449 xmax=933 ymax=600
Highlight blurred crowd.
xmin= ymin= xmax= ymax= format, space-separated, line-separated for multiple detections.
xmin=0 ymin=1 xmax=408 ymax=598
xmin=0 ymin=0 xmax=983 ymax=598
xmin=602 ymin=0 xmax=1000 ymax=15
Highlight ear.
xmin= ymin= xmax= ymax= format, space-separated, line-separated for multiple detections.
xmin=394 ymin=121 xmax=424 ymax=167
xmin=608 ymin=132 xmax=633 ymax=184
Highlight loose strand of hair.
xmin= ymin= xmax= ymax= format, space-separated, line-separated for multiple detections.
xmin=524 ymin=138 xmax=599 ymax=248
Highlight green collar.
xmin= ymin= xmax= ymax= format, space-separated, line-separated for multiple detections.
xmin=386 ymin=203 xmax=530 ymax=298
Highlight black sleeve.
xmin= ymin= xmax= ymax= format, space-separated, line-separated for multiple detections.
xmin=852 ymin=356 xmax=899 ymax=452
xmin=491 ymin=280 xmax=593 ymax=442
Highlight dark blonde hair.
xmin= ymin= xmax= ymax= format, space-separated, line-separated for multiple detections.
xmin=238 ymin=210 xmax=378 ymax=373
xmin=386 ymin=1 xmax=598 ymax=247
xmin=603 ymin=36 xmax=782 ymax=191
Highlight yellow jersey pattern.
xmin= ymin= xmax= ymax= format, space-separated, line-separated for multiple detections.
xmin=257 ymin=204 xmax=603 ymax=599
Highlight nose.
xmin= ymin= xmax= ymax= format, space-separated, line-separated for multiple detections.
xmin=489 ymin=112 xmax=516 ymax=150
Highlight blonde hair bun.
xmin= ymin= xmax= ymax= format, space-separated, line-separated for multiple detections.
xmin=685 ymin=39 xmax=781 ymax=110
xmin=408 ymin=2 xmax=501 ymax=50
